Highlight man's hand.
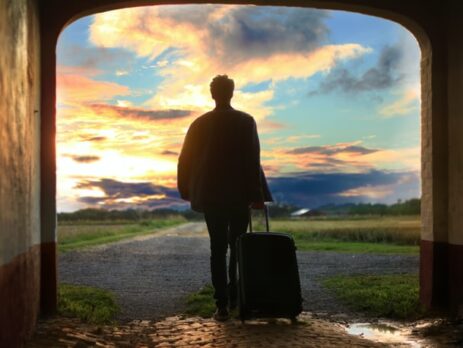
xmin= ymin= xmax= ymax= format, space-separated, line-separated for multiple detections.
xmin=250 ymin=201 xmax=265 ymax=209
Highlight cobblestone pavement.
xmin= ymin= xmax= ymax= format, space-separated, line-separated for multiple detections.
xmin=27 ymin=313 xmax=394 ymax=348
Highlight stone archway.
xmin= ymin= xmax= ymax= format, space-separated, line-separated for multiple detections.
xmin=38 ymin=0 xmax=460 ymax=317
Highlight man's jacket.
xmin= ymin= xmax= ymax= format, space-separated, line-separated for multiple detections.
xmin=177 ymin=107 xmax=272 ymax=212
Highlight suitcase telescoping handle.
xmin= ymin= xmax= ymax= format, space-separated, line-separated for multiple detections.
xmin=248 ymin=204 xmax=270 ymax=233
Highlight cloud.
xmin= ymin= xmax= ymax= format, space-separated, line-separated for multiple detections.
xmin=57 ymin=68 xmax=130 ymax=106
xmin=161 ymin=150 xmax=179 ymax=156
xmin=71 ymin=172 xmax=419 ymax=211
xmin=256 ymin=119 xmax=286 ymax=133
xmin=82 ymin=135 xmax=107 ymax=142
xmin=196 ymin=6 xmax=330 ymax=65
xmin=57 ymin=43 xmax=134 ymax=71
xmin=68 ymin=155 xmax=101 ymax=163
xmin=75 ymin=178 xmax=186 ymax=210
xmin=287 ymin=144 xmax=378 ymax=156
xmin=57 ymin=65 xmax=102 ymax=76
xmin=88 ymin=103 xmax=192 ymax=121
xmin=311 ymin=44 xmax=403 ymax=95
xmin=261 ymin=143 xmax=419 ymax=176
xmin=76 ymin=178 xmax=178 ymax=198
xmin=338 ymin=184 xmax=394 ymax=199
xmin=263 ymin=134 xmax=321 ymax=147
xmin=378 ymin=88 xmax=420 ymax=117
xmin=89 ymin=6 xmax=369 ymax=121
xmin=91 ymin=6 xmax=330 ymax=65
xmin=142 ymin=44 xmax=367 ymax=121
xmin=268 ymin=170 xmax=420 ymax=207
xmin=116 ymin=70 xmax=129 ymax=76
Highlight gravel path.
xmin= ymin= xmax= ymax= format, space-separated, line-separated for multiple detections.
xmin=59 ymin=222 xmax=419 ymax=322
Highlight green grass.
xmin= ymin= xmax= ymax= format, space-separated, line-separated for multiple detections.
xmin=185 ymin=284 xmax=216 ymax=318
xmin=254 ymin=216 xmax=420 ymax=254
xmin=58 ymin=218 xmax=185 ymax=252
xmin=58 ymin=284 xmax=119 ymax=324
xmin=323 ymin=274 xmax=425 ymax=319
xmin=294 ymin=240 xmax=418 ymax=254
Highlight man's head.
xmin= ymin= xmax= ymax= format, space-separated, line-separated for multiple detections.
xmin=210 ymin=75 xmax=234 ymax=104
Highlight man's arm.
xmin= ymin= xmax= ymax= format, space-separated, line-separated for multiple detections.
xmin=245 ymin=118 xmax=264 ymax=205
xmin=177 ymin=126 xmax=194 ymax=200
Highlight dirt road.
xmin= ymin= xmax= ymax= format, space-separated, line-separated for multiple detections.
xmin=59 ymin=222 xmax=419 ymax=321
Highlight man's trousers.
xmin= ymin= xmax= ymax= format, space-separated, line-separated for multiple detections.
xmin=204 ymin=206 xmax=249 ymax=308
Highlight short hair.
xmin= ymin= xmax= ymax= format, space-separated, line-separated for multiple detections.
xmin=210 ymin=75 xmax=234 ymax=100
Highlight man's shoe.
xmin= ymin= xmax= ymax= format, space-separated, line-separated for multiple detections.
xmin=213 ymin=307 xmax=229 ymax=322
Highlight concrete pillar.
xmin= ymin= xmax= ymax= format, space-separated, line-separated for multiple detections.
xmin=446 ymin=0 xmax=463 ymax=315
xmin=419 ymin=23 xmax=451 ymax=309
xmin=420 ymin=2 xmax=463 ymax=313
xmin=40 ymin=27 xmax=58 ymax=315
xmin=0 ymin=0 xmax=42 ymax=346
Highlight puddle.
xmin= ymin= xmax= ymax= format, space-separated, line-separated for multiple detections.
xmin=346 ymin=322 xmax=424 ymax=347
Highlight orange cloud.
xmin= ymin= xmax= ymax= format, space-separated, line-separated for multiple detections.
xmin=338 ymin=185 xmax=394 ymax=198
xmin=88 ymin=103 xmax=192 ymax=121
xmin=379 ymin=87 xmax=420 ymax=117
xmin=260 ymin=142 xmax=420 ymax=175
xmin=57 ymin=70 xmax=129 ymax=106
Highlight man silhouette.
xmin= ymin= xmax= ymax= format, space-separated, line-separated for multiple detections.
xmin=178 ymin=75 xmax=272 ymax=321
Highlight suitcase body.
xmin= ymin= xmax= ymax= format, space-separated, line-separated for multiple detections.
xmin=237 ymin=208 xmax=303 ymax=321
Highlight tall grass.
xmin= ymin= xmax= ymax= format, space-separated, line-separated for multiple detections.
xmin=255 ymin=216 xmax=420 ymax=245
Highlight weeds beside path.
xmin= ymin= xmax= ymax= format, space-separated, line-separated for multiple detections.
xmin=58 ymin=284 xmax=120 ymax=324
xmin=323 ymin=274 xmax=424 ymax=319
xmin=58 ymin=218 xmax=185 ymax=252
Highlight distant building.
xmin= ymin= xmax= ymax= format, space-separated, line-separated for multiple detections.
xmin=290 ymin=208 xmax=325 ymax=218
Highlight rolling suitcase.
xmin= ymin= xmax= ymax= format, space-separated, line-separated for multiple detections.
xmin=236 ymin=206 xmax=303 ymax=321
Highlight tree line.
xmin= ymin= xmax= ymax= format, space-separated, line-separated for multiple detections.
xmin=317 ymin=198 xmax=420 ymax=216
xmin=58 ymin=198 xmax=420 ymax=222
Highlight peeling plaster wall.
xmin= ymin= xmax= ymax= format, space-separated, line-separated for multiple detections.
xmin=0 ymin=0 xmax=41 ymax=346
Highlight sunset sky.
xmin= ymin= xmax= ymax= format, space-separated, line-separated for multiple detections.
xmin=56 ymin=5 xmax=421 ymax=212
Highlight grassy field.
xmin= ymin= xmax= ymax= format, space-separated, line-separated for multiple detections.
xmin=254 ymin=216 xmax=420 ymax=254
xmin=58 ymin=283 xmax=120 ymax=324
xmin=58 ymin=218 xmax=185 ymax=252
xmin=323 ymin=274 xmax=424 ymax=319
xmin=58 ymin=215 xmax=421 ymax=254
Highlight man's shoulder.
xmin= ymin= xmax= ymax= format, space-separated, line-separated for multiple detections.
xmin=190 ymin=109 xmax=255 ymax=129
xmin=223 ymin=109 xmax=255 ymax=127
xmin=189 ymin=111 xmax=213 ymax=128
xmin=232 ymin=109 xmax=254 ymax=120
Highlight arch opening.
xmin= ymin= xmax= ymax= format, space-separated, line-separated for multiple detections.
xmin=52 ymin=3 xmax=424 ymax=322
